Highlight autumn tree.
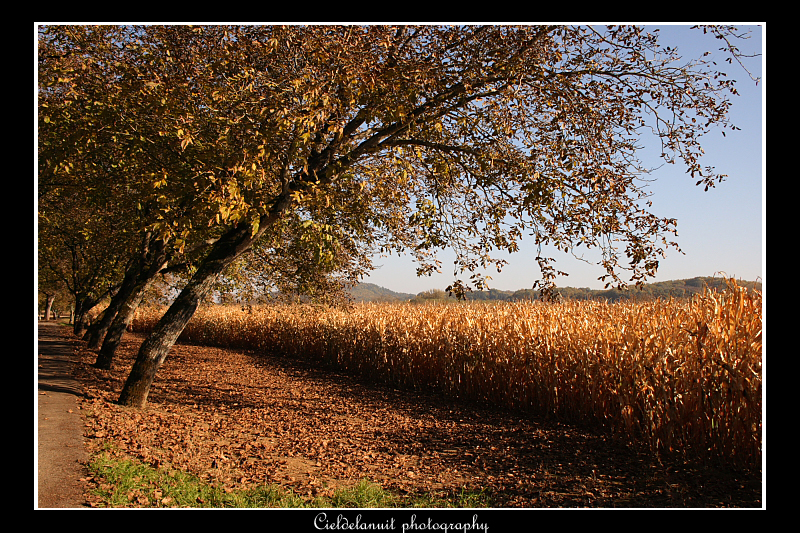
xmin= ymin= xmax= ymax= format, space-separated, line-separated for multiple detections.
xmin=37 ymin=25 xmax=757 ymax=408
xmin=37 ymin=259 xmax=69 ymax=320
xmin=217 ymin=211 xmax=379 ymax=306
xmin=37 ymin=179 xmax=131 ymax=333
xmin=39 ymin=26 xmax=228 ymax=363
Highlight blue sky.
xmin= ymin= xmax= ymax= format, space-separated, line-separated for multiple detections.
xmin=362 ymin=24 xmax=764 ymax=294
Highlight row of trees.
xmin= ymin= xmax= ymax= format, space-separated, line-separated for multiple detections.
xmin=37 ymin=24 xmax=758 ymax=408
xmin=463 ymin=276 xmax=763 ymax=302
xmin=351 ymin=276 xmax=762 ymax=304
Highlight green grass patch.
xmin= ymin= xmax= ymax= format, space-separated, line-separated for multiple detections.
xmin=323 ymin=478 xmax=399 ymax=508
xmin=88 ymin=452 xmax=305 ymax=508
xmin=87 ymin=452 xmax=492 ymax=508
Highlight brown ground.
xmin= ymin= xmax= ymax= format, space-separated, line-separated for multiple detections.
xmin=37 ymin=321 xmax=90 ymax=508
xmin=39 ymin=323 xmax=762 ymax=508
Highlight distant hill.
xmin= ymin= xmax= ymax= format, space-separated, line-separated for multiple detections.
xmin=505 ymin=276 xmax=763 ymax=302
xmin=348 ymin=283 xmax=416 ymax=302
xmin=350 ymin=276 xmax=762 ymax=303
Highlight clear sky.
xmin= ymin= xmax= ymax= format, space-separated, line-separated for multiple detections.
xmin=362 ymin=24 xmax=764 ymax=294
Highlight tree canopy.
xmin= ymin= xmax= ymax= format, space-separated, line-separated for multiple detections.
xmin=37 ymin=24 xmax=759 ymax=407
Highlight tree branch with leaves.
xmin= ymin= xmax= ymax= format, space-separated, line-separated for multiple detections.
xmin=37 ymin=24 xmax=759 ymax=407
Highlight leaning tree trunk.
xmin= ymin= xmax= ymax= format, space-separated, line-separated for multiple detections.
xmin=85 ymin=293 xmax=124 ymax=348
xmin=84 ymin=303 xmax=117 ymax=346
xmin=116 ymin=218 xmax=274 ymax=408
xmin=72 ymin=298 xmax=91 ymax=336
xmin=88 ymin=235 xmax=166 ymax=349
xmin=72 ymin=290 xmax=110 ymax=335
xmin=93 ymin=278 xmax=151 ymax=369
xmin=93 ymin=236 xmax=169 ymax=368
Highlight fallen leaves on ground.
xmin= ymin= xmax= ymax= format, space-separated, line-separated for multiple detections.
xmin=74 ymin=333 xmax=761 ymax=508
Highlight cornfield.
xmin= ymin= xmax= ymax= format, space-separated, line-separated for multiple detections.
xmin=131 ymin=279 xmax=763 ymax=469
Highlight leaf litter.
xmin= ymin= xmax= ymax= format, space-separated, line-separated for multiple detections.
xmin=74 ymin=333 xmax=761 ymax=507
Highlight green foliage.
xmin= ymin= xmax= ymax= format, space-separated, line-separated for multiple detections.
xmin=412 ymin=288 xmax=453 ymax=303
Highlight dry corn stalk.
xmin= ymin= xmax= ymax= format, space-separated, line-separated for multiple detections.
xmin=132 ymin=279 xmax=762 ymax=468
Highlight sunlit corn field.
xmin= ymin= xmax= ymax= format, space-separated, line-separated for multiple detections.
xmin=131 ymin=279 xmax=762 ymax=469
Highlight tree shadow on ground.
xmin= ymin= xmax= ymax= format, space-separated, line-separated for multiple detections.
xmin=76 ymin=335 xmax=762 ymax=508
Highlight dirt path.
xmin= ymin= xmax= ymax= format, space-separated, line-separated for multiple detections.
xmin=36 ymin=321 xmax=89 ymax=508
